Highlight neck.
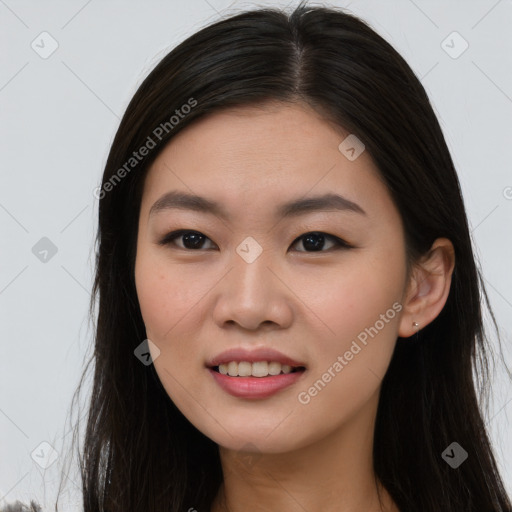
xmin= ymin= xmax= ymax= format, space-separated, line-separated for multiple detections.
xmin=211 ymin=390 xmax=398 ymax=512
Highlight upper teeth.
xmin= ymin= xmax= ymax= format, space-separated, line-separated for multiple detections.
xmin=218 ymin=361 xmax=296 ymax=377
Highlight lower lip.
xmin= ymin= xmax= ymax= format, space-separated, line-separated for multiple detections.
xmin=208 ymin=368 xmax=306 ymax=399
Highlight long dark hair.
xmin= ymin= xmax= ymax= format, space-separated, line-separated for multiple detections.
xmin=55 ymin=2 xmax=512 ymax=511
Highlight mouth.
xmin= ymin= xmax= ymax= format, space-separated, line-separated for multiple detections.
xmin=205 ymin=348 xmax=307 ymax=398
xmin=207 ymin=361 xmax=307 ymax=399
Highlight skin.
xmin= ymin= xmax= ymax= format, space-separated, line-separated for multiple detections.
xmin=134 ymin=102 xmax=455 ymax=512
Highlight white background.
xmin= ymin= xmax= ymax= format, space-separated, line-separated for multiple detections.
xmin=1 ymin=0 xmax=511 ymax=509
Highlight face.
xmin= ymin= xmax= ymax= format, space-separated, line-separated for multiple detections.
xmin=135 ymin=102 xmax=410 ymax=454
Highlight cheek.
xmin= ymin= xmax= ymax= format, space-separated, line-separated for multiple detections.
xmin=299 ymin=250 xmax=405 ymax=398
xmin=134 ymin=251 xmax=211 ymax=394
xmin=135 ymin=252 xmax=205 ymax=339
xmin=304 ymin=253 xmax=403 ymax=341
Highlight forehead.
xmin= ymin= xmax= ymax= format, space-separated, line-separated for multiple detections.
xmin=159 ymin=101 xmax=353 ymax=173
xmin=140 ymin=102 xmax=392 ymax=221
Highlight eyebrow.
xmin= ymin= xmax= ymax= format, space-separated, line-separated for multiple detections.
xmin=148 ymin=190 xmax=366 ymax=220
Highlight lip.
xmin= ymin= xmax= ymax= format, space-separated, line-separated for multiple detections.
xmin=208 ymin=368 xmax=306 ymax=399
xmin=206 ymin=347 xmax=306 ymax=368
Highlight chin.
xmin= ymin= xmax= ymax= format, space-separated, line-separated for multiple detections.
xmin=195 ymin=416 xmax=315 ymax=455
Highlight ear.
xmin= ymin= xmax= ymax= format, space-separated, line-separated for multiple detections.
xmin=398 ymin=237 xmax=455 ymax=338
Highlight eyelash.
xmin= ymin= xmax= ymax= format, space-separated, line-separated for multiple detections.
xmin=157 ymin=229 xmax=354 ymax=252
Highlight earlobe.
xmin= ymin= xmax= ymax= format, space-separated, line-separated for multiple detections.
xmin=398 ymin=237 xmax=455 ymax=338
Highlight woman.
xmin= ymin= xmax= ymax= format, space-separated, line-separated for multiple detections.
xmin=10 ymin=1 xmax=510 ymax=511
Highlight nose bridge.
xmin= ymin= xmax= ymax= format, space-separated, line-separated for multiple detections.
xmin=230 ymin=237 xmax=275 ymax=300
xmin=212 ymin=236 xmax=292 ymax=329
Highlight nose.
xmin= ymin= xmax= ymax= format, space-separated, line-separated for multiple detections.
xmin=212 ymin=248 xmax=294 ymax=332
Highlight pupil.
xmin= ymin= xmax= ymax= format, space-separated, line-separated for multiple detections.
xmin=183 ymin=232 xmax=204 ymax=249
xmin=303 ymin=232 xmax=325 ymax=251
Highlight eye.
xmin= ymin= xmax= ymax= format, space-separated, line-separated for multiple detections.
xmin=158 ymin=230 xmax=353 ymax=252
xmin=158 ymin=230 xmax=217 ymax=250
xmin=290 ymin=231 xmax=353 ymax=252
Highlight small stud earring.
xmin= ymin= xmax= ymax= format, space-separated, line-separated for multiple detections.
xmin=412 ymin=321 xmax=419 ymax=329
